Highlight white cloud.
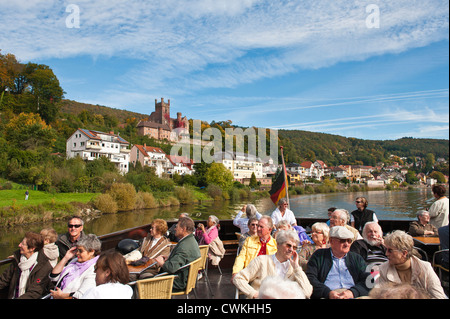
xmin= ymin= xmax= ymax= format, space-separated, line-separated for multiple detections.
xmin=1 ymin=0 xmax=448 ymax=92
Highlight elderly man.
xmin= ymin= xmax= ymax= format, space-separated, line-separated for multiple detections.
xmin=271 ymin=198 xmax=297 ymax=228
xmin=408 ymin=210 xmax=438 ymax=237
xmin=155 ymin=217 xmax=201 ymax=292
xmin=306 ymin=226 xmax=370 ymax=299
xmin=350 ymin=222 xmax=388 ymax=265
xmin=56 ymin=216 xmax=86 ymax=261
xmin=232 ymin=216 xmax=277 ymax=276
xmin=329 ymin=209 xmax=362 ymax=242
xmin=233 ymin=229 xmax=313 ymax=299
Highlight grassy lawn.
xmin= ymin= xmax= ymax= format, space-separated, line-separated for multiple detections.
xmin=0 ymin=189 xmax=99 ymax=208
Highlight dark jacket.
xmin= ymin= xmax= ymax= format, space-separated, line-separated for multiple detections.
xmin=306 ymin=248 xmax=370 ymax=299
xmin=0 ymin=250 xmax=53 ymax=299
xmin=160 ymin=233 xmax=201 ymax=291
xmin=56 ymin=231 xmax=86 ymax=260
xmin=351 ymin=208 xmax=375 ymax=233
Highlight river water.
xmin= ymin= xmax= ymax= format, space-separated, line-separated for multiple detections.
xmin=0 ymin=188 xmax=440 ymax=261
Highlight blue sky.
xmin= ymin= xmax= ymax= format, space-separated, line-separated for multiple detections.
xmin=1 ymin=0 xmax=448 ymax=140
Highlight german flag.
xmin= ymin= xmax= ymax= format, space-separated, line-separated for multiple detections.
xmin=269 ymin=165 xmax=288 ymax=205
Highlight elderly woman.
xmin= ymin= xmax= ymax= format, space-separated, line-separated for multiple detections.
xmin=271 ymin=198 xmax=297 ymax=227
xmin=127 ymin=219 xmax=172 ymax=280
xmin=233 ymin=229 xmax=312 ymax=299
xmin=196 ymin=215 xmax=225 ymax=265
xmin=81 ymin=251 xmax=133 ymax=299
xmin=376 ymin=230 xmax=447 ymax=299
xmin=49 ymin=234 xmax=101 ymax=299
xmin=408 ymin=210 xmax=438 ymax=237
xmin=233 ymin=204 xmax=262 ymax=234
xmin=0 ymin=232 xmax=53 ymax=299
xmin=298 ymin=222 xmax=329 ymax=270
xmin=196 ymin=215 xmax=220 ymax=245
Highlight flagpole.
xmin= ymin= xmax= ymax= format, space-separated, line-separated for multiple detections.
xmin=280 ymin=146 xmax=289 ymax=207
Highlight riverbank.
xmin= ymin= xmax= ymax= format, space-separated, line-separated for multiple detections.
xmin=0 ymin=181 xmax=425 ymax=227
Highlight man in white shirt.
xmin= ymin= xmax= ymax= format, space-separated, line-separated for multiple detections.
xmin=271 ymin=198 xmax=297 ymax=228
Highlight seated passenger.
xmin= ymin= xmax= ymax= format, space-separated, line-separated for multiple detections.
xmin=299 ymin=222 xmax=330 ymax=270
xmin=233 ymin=229 xmax=312 ymax=299
xmin=274 ymin=220 xmax=312 ymax=245
xmin=0 ymin=232 xmax=53 ymax=299
xmin=232 ymin=216 xmax=277 ymax=277
xmin=127 ymin=219 xmax=171 ymax=280
xmin=306 ymin=226 xmax=370 ymax=299
xmin=40 ymin=228 xmax=59 ymax=267
xmin=271 ymin=198 xmax=297 ymax=227
xmin=49 ymin=234 xmax=101 ymax=299
xmin=350 ymin=222 xmax=388 ymax=265
xmin=238 ymin=217 xmax=259 ymax=249
xmin=196 ymin=215 xmax=225 ymax=266
xmin=408 ymin=210 xmax=438 ymax=237
xmin=376 ymin=230 xmax=447 ymax=299
xmin=154 ymin=217 xmax=201 ymax=292
xmin=233 ymin=204 xmax=262 ymax=234
xmin=329 ymin=209 xmax=362 ymax=242
xmin=81 ymin=251 xmax=133 ymax=299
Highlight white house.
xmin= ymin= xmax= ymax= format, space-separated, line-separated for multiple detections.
xmin=130 ymin=144 xmax=170 ymax=177
xmin=166 ymin=155 xmax=195 ymax=176
xmin=66 ymin=129 xmax=130 ymax=174
xmin=214 ymin=151 xmax=267 ymax=183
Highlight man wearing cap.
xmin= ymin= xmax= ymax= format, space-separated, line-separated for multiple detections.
xmin=306 ymin=226 xmax=370 ymax=299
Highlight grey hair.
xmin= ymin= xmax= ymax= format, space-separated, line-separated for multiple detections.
xmin=278 ymin=198 xmax=288 ymax=207
xmin=362 ymin=221 xmax=382 ymax=242
xmin=259 ymin=276 xmax=306 ymax=299
xmin=77 ymin=234 xmax=102 ymax=256
xmin=334 ymin=209 xmax=349 ymax=223
xmin=416 ymin=210 xmax=429 ymax=219
xmin=275 ymin=229 xmax=300 ymax=246
xmin=209 ymin=215 xmax=219 ymax=225
xmin=245 ymin=204 xmax=258 ymax=218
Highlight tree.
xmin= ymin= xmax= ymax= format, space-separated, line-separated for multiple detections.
xmin=23 ymin=63 xmax=65 ymax=123
xmin=205 ymin=163 xmax=234 ymax=191
xmin=249 ymin=172 xmax=258 ymax=189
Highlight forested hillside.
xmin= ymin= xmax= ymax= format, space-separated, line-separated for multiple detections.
xmin=1 ymin=50 xmax=448 ymax=191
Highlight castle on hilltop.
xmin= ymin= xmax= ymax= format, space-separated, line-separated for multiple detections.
xmin=137 ymin=98 xmax=189 ymax=142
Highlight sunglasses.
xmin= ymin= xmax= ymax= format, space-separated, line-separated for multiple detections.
xmin=68 ymin=224 xmax=82 ymax=228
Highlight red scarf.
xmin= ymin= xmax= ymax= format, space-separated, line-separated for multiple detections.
xmin=258 ymin=238 xmax=268 ymax=256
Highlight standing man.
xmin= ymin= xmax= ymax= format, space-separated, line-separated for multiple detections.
xmin=155 ymin=217 xmax=201 ymax=292
xmin=25 ymin=190 xmax=29 ymax=200
xmin=56 ymin=216 xmax=86 ymax=261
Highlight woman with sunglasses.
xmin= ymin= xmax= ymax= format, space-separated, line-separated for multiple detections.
xmin=49 ymin=234 xmax=101 ymax=299
xmin=56 ymin=216 xmax=86 ymax=261
xmin=350 ymin=197 xmax=378 ymax=234
xmin=376 ymin=230 xmax=447 ymax=299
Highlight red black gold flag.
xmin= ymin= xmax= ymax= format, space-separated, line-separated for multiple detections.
xmin=269 ymin=165 xmax=287 ymax=205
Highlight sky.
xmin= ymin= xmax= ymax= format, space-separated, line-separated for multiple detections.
xmin=1 ymin=0 xmax=449 ymax=140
